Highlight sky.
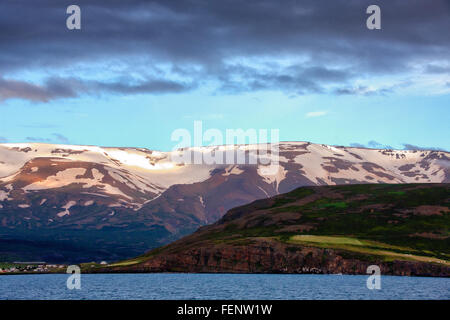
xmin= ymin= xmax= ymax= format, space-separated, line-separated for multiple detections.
xmin=0 ymin=0 xmax=449 ymax=151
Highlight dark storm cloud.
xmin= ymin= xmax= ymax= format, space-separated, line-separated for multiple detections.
xmin=0 ymin=76 xmax=193 ymax=102
xmin=0 ymin=0 xmax=449 ymax=101
xmin=0 ymin=77 xmax=77 ymax=102
xmin=425 ymin=65 xmax=450 ymax=74
xmin=218 ymin=65 xmax=353 ymax=94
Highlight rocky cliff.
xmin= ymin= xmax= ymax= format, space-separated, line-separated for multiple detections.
xmin=104 ymin=239 xmax=449 ymax=277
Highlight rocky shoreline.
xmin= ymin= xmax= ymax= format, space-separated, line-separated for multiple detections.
xmin=92 ymin=239 xmax=450 ymax=277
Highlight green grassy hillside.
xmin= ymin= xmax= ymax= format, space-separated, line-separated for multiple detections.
xmin=98 ymin=184 xmax=450 ymax=274
xmin=217 ymin=184 xmax=449 ymax=259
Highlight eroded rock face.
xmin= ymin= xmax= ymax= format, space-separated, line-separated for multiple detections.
xmin=103 ymin=239 xmax=450 ymax=277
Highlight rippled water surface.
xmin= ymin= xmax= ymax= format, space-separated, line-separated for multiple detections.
xmin=0 ymin=274 xmax=449 ymax=300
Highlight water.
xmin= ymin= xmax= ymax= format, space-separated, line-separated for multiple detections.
xmin=0 ymin=274 xmax=448 ymax=300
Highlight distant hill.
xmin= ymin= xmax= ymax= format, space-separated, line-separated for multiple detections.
xmin=99 ymin=184 xmax=450 ymax=277
xmin=1 ymin=142 xmax=449 ymax=262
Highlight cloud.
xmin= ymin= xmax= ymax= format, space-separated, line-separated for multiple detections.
xmin=25 ymin=136 xmax=52 ymax=143
xmin=306 ymin=111 xmax=327 ymax=118
xmin=0 ymin=77 xmax=76 ymax=103
xmin=425 ymin=64 xmax=450 ymax=74
xmin=349 ymin=143 xmax=366 ymax=148
xmin=349 ymin=141 xmax=448 ymax=151
xmin=0 ymin=76 xmax=194 ymax=102
xmin=24 ymin=133 xmax=70 ymax=144
xmin=20 ymin=124 xmax=59 ymax=129
xmin=351 ymin=141 xmax=394 ymax=149
xmin=218 ymin=64 xmax=352 ymax=95
xmin=52 ymin=133 xmax=70 ymax=144
xmin=0 ymin=1 xmax=448 ymax=101
xmin=367 ymin=140 xmax=393 ymax=149
xmin=334 ymin=85 xmax=392 ymax=96
xmin=367 ymin=141 xmax=383 ymax=148
xmin=403 ymin=143 xmax=447 ymax=152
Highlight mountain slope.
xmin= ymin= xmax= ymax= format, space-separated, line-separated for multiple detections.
xmin=101 ymin=184 xmax=450 ymax=276
xmin=0 ymin=142 xmax=449 ymax=262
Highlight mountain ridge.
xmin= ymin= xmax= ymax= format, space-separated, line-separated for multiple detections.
xmin=0 ymin=141 xmax=449 ymax=262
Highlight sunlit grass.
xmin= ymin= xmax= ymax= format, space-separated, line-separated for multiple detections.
xmin=291 ymin=235 xmax=362 ymax=246
xmin=288 ymin=235 xmax=450 ymax=266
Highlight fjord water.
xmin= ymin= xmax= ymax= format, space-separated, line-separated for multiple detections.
xmin=1 ymin=274 xmax=448 ymax=300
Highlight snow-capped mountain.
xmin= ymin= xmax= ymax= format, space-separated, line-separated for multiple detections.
xmin=0 ymin=142 xmax=448 ymax=262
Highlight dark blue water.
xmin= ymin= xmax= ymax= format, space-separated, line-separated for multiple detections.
xmin=0 ymin=274 xmax=448 ymax=300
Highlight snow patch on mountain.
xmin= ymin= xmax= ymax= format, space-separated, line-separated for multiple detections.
xmin=0 ymin=142 xmax=448 ymax=212
xmin=57 ymin=200 xmax=77 ymax=217
xmin=258 ymin=164 xmax=287 ymax=191
xmin=24 ymin=168 xmax=87 ymax=191
xmin=0 ymin=190 xmax=8 ymax=201
xmin=222 ymin=165 xmax=244 ymax=176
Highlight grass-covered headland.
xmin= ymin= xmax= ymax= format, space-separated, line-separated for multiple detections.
xmin=95 ymin=183 xmax=449 ymax=276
